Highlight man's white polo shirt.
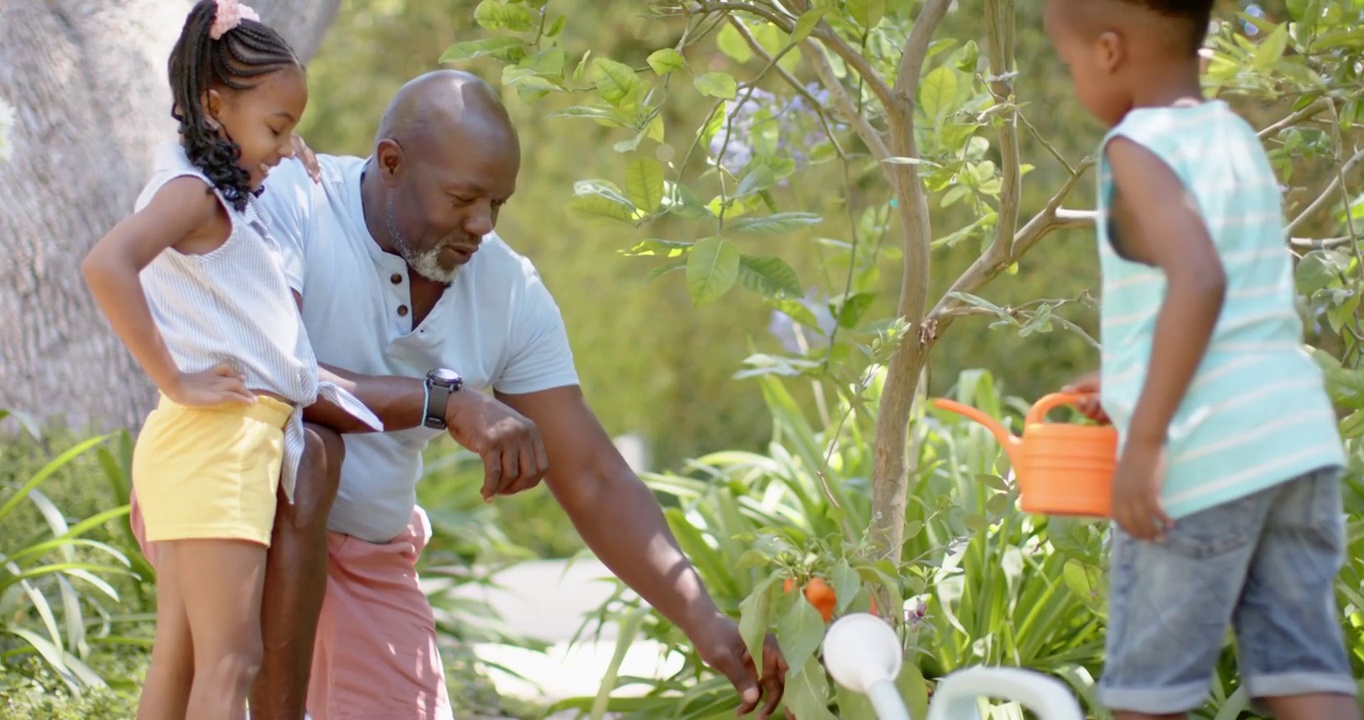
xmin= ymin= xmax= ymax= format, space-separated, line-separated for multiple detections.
xmin=256 ymin=154 xmax=579 ymax=543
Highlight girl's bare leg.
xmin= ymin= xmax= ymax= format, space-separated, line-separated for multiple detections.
xmin=178 ymin=538 xmax=269 ymax=720
xmin=136 ymin=542 xmax=194 ymax=720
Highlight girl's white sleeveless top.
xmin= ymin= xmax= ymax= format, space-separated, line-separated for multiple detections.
xmin=135 ymin=142 xmax=380 ymax=500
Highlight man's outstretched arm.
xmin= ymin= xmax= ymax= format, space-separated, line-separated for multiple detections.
xmin=498 ymin=385 xmax=788 ymax=719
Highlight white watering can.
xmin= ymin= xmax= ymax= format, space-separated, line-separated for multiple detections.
xmin=821 ymin=613 xmax=1085 ymax=720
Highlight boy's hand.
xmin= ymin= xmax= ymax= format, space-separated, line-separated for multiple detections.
xmin=1112 ymin=437 xmax=1173 ymax=542
xmin=1063 ymin=371 xmax=1109 ymax=424
xmin=290 ymin=133 xmax=322 ymax=183
xmin=167 ymin=364 xmax=256 ymax=407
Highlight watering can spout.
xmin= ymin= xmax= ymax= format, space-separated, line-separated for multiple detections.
xmin=931 ymin=398 xmax=1023 ymax=467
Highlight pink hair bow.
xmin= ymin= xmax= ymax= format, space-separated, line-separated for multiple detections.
xmin=209 ymin=0 xmax=261 ymax=40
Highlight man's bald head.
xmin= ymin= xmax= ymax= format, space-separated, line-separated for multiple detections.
xmin=374 ymin=69 xmax=517 ymax=152
xmin=365 ymin=69 xmax=522 ymax=282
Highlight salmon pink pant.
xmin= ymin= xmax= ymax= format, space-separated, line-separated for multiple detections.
xmin=131 ymin=493 xmax=455 ymax=720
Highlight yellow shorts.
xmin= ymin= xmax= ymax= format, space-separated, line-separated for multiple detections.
xmin=132 ymin=394 xmax=292 ymax=546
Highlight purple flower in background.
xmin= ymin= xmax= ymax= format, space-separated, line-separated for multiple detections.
xmin=709 ymin=83 xmax=842 ymax=175
xmin=768 ymin=289 xmax=838 ymax=354
xmin=904 ymin=597 xmax=928 ymax=629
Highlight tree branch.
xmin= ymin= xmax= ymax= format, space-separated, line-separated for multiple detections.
xmin=800 ymin=41 xmax=893 ymax=165
xmin=984 ymin=0 xmax=1021 ymax=254
xmin=1285 ymin=146 xmax=1364 ymax=236
xmin=922 ymin=158 xmax=1096 ymax=341
xmin=1258 ymin=98 xmax=1326 ymax=139
xmin=891 ymin=0 xmax=952 ymax=111
xmin=697 ymin=1 xmax=896 ymax=112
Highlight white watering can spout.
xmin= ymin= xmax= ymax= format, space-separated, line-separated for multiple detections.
xmin=822 ymin=613 xmax=911 ymax=720
xmin=822 ymin=613 xmax=1087 ymax=720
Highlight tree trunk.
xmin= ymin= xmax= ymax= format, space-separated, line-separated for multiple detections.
xmin=0 ymin=0 xmax=338 ymax=431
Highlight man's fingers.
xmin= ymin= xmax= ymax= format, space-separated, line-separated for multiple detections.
xmin=497 ymin=444 xmax=520 ymax=496
xmin=502 ymin=441 xmax=540 ymax=495
xmin=760 ymin=635 xmax=786 ymax=718
xmin=480 ymin=451 xmax=503 ymax=501
xmin=533 ymin=432 xmax=549 ymax=478
xmin=728 ymin=650 xmax=762 ymax=716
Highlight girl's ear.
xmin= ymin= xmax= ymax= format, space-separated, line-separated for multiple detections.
xmin=202 ymin=88 xmax=224 ymax=130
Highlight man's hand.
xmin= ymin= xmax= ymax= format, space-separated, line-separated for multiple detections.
xmin=444 ymin=391 xmax=549 ymax=500
xmin=1062 ymin=371 xmax=1109 ymax=424
xmin=290 ymin=133 xmax=321 ymax=183
xmin=692 ymin=615 xmax=787 ymax=718
xmin=1111 ymin=436 xmax=1173 ymax=542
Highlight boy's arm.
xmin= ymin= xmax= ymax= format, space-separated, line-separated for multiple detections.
xmin=81 ymin=178 xmax=254 ymax=406
xmin=1106 ymin=137 xmax=1227 ymax=538
xmin=1107 ymin=137 xmax=1227 ymax=444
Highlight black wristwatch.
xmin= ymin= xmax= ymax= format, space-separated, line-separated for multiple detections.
xmin=423 ymin=368 xmax=463 ymax=430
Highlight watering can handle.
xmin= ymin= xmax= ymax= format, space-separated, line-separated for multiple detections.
xmin=1024 ymin=392 xmax=1096 ymax=426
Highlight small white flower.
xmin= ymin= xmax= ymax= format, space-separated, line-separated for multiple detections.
xmin=0 ymin=97 xmax=16 ymax=163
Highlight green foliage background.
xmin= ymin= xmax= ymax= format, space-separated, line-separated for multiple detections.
xmin=294 ymin=0 xmax=1104 ymax=469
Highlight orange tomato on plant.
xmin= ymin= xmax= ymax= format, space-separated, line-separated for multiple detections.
xmin=782 ymin=576 xmax=837 ymax=623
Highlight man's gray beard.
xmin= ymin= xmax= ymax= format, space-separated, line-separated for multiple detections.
xmin=386 ymin=205 xmax=459 ymax=285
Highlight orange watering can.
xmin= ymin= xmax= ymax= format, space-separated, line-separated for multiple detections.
xmin=932 ymin=393 xmax=1117 ymax=518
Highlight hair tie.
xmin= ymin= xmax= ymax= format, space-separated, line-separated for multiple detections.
xmin=209 ymin=0 xmax=261 ymax=40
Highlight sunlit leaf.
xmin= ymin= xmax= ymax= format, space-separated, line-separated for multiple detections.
xmin=439 ymin=37 xmax=525 ymax=63
xmin=646 ymin=48 xmax=686 ymax=76
xmin=738 ymin=255 xmax=802 ymax=298
xmin=624 ymin=158 xmax=664 ymax=214
xmin=686 ymin=236 xmax=741 ymax=304
xmin=693 ymin=71 xmax=738 ymax=100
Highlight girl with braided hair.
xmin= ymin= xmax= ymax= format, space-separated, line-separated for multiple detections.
xmin=81 ymin=2 xmax=379 ymax=718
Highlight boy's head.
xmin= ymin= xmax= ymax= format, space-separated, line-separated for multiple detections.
xmin=1043 ymin=0 xmax=1215 ymax=127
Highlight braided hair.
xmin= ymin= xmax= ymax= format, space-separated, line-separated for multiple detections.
xmin=168 ymin=0 xmax=300 ymax=212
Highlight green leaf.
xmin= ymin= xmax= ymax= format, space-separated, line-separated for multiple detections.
xmin=501 ymin=65 xmax=560 ymax=92
xmin=735 ymin=164 xmax=776 ymax=197
xmin=590 ymin=58 xmax=642 ymax=106
xmin=831 ymin=559 xmax=860 ymax=614
xmin=1254 ymin=23 xmax=1290 ymax=69
xmin=835 ymin=292 xmax=878 ymax=329
xmin=473 ymin=0 xmax=535 ymax=31
xmin=919 ymin=65 xmax=959 ymax=125
xmin=647 ymin=258 xmax=686 ymax=282
xmin=544 ymin=14 xmax=567 ymax=38
xmin=699 ymin=102 xmax=727 ymax=146
xmin=737 ymin=255 xmax=802 ymax=299
xmin=739 ymin=575 xmax=778 ymax=667
xmin=834 ymin=682 xmax=876 ymax=719
xmin=716 ymin=23 xmax=754 ymax=63
xmin=693 ymin=71 xmax=738 ymax=100
xmin=790 ymin=7 xmax=829 ymax=44
xmin=1340 ymin=409 xmax=1364 ymax=439
xmin=775 ymin=600 xmax=828 ymax=690
xmin=1062 ymin=558 xmax=1106 ymax=613
xmin=728 ymin=212 xmax=822 ymax=235
xmin=1296 ymin=249 xmax=1348 ymax=294
xmin=646 ymin=48 xmax=686 ymax=76
xmin=896 ymin=660 xmax=930 ymax=720
xmin=568 ymin=180 xmax=636 ymax=222
xmin=846 ymin=0 xmax=886 ymax=29
xmin=624 ymin=159 xmax=665 ymax=214
xmin=439 ymin=37 xmax=525 ymax=63
xmin=686 ymin=236 xmax=741 ymax=304
xmin=786 ymin=655 xmax=837 ymax=719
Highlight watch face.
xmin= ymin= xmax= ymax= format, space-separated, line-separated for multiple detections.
xmin=428 ymin=368 xmax=461 ymax=386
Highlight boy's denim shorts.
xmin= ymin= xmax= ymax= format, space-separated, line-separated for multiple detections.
xmin=1099 ymin=466 xmax=1357 ymax=714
